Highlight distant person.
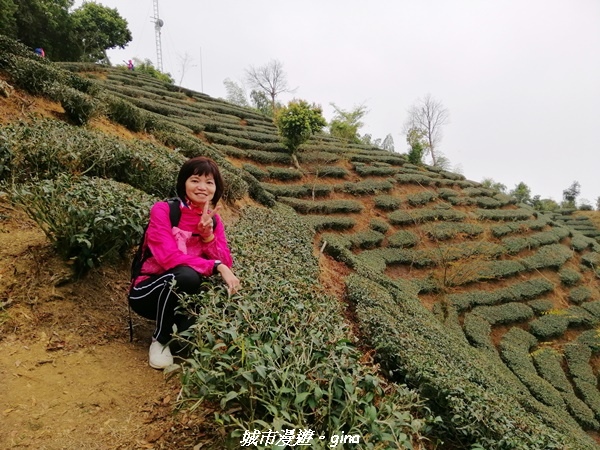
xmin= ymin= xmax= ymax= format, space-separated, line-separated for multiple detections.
xmin=128 ymin=157 xmax=241 ymax=369
xmin=34 ymin=48 xmax=45 ymax=58
xmin=127 ymin=59 xmax=134 ymax=70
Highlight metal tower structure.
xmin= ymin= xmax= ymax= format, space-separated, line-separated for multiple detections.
xmin=152 ymin=0 xmax=164 ymax=72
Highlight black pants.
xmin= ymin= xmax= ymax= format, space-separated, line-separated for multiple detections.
xmin=128 ymin=266 xmax=203 ymax=344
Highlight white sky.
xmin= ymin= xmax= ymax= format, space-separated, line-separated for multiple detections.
xmin=73 ymin=0 xmax=600 ymax=205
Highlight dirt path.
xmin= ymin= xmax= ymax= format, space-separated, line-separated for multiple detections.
xmin=0 ymin=201 xmax=195 ymax=449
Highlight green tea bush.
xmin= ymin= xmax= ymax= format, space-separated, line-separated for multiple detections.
xmin=499 ymin=328 xmax=565 ymax=409
xmin=395 ymin=173 xmax=437 ymax=186
xmin=1 ymin=54 xmax=66 ymax=97
xmin=246 ymin=150 xmax=292 ymax=165
xmin=312 ymin=166 xmax=348 ymax=178
xmin=57 ymin=86 xmax=101 ymax=125
xmin=581 ymin=252 xmax=600 ymax=270
xmin=581 ymin=301 xmax=600 ymax=319
xmin=422 ymin=222 xmax=484 ymax=241
xmin=350 ymin=154 xmax=405 ymax=166
xmin=521 ymin=244 xmax=573 ymax=271
xmin=527 ymin=298 xmax=554 ymax=315
xmin=176 ymin=206 xmax=433 ymax=448
xmin=564 ymin=342 xmax=600 ymax=419
xmin=568 ymin=286 xmax=592 ymax=305
xmin=493 ymin=193 xmax=516 ymax=206
xmin=476 ymin=208 xmax=534 ymax=221
xmin=278 ymin=198 xmax=363 ymax=215
xmin=267 ymin=166 xmax=303 ymax=181
xmin=388 ymin=208 xmax=466 ymax=225
xmin=369 ymin=218 xmax=390 ymax=234
xmin=242 ymin=163 xmax=268 ymax=181
xmin=306 ymin=215 xmax=356 ymax=232
xmin=345 ymin=274 xmax=585 ymax=449
xmin=103 ymin=94 xmax=148 ymax=132
xmin=297 ymin=151 xmax=340 ymax=164
xmin=1 ymin=119 xmax=183 ymax=198
xmin=335 ymin=180 xmax=393 ymax=195
xmin=559 ymin=268 xmax=582 ymax=286
xmin=11 ymin=175 xmax=155 ymax=275
xmin=571 ymin=232 xmax=600 ymax=252
xmin=490 ymin=217 xmax=552 ymax=237
xmin=463 ymin=313 xmax=497 ymax=354
xmin=448 ymin=278 xmax=554 ymax=311
xmin=346 ymin=230 xmax=385 ymax=250
xmin=212 ymin=144 xmax=249 ymax=159
xmin=531 ymin=348 xmax=599 ymax=430
xmin=353 ymin=165 xmax=398 ymax=177
xmin=471 ymin=302 xmax=534 ymax=325
xmin=437 ymin=188 xmax=461 ymax=200
xmin=373 ymin=194 xmax=400 ymax=211
xmin=387 ymin=230 xmax=420 ymax=248
xmin=529 ymin=311 xmax=570 ymax=339
xmin=406 ymin=191 xmax=437 ymax=206
xmin=474 ymin=196 xmax=503 ymax=209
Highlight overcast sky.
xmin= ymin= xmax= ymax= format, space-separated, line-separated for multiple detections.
xmin=73 ymin=0 xmax=600 ymax=205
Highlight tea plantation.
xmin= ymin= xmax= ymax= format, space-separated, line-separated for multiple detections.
xmin=2 ymin=36 xmax=600 ymax=449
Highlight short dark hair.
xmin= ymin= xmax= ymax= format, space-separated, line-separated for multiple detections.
xmin=176 ymin=157 xmax=224 ymax=206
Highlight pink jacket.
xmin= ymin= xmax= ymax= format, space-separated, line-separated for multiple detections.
xmin=134 ymin=200 xmax=233 ymax=286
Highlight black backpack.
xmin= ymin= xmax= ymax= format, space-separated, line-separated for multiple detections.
xmin=130 ymin=198 xmax=181 ymax=283
xmin=128 ymin=198 xmax=180 ymax=342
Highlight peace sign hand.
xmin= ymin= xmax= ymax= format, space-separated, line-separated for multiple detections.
xmin=198 ymin=203 xmax=221 ymax=240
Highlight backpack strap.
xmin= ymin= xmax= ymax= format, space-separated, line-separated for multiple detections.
xmin=166 ymin=197 xmax=182 ymax=228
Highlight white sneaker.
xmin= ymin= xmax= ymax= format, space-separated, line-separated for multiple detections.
xmin=149 ymin=340 xmax=173 ymax=369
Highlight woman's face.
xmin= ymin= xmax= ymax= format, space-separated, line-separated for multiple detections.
xmin=185 ymin=173 xmax=216 ymax=208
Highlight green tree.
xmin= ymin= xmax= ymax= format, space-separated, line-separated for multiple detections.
xmin=481 ymin=178 xmax=507 ymax=193
xmin=532 ymin=196 xmax=559 ymax=212
xmin=70 ymin=2 xmax=131 ymax=62
xmin=406 ymin=127 xmax=426 ymax=164
xmin=510 ymin=182 xmax=532 ymax=205
xmin=0 ymin=0 xmax=18 ymax=37
xmin=13 ymin=0 xmax=74 ymax=60
xmin=329 ymin=103 xmax=368 ymax=143
xmin=132 ymin=58 xmax=173 ymax=83
xmin=275 ymin=100 xmax=326 ymax=168
xmin=562 ymin=181 xmax=580 ymax=208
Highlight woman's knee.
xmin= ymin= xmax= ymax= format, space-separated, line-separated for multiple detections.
xmin=171 ymin=266 xmax=202 ymax=292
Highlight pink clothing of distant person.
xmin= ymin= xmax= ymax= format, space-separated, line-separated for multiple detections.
xmin=133 ymin=200 xmax=233 ymax=286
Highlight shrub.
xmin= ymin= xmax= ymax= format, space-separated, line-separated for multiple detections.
xmin=527 ymin=298 xmax=554 ymax=315
xmin=471 ymin=302 xmax=534 ymax=325
xmin=305 ymin=216 xmax=356 ymax=232
xmin=521 ymin=244 xmax=573 ymax=271
xmin=447 ymin=278 xmax=554 ymax=311
xmin=388 ymin=208 xmax=466 ymax=225
xmin=57 ymin=86 xmax=100 ymax=125
xmin=569 ymin=286 xmax=592 ymax=305
xmin=353 ymin=165 xmax=398 ymax=177
xmin=312 ymin=166 xmax=348 ymax=178
xmin=336 ymin=179 xmax=393 ymax=195
xmin=559 ymin=268 xmax=582 ymax=286
xmin=369 ymin=218 xmax=390 ymax=234
xmin=374 ymin=194 xmax=400 ymax=211
xmin=395 ymin=173 xmax=437 ymax=186
xmin=11 ymin=175 xmax=156 ymax=275
xmin=267 ymin=166 xmax=304 ymax=181
xmin=476 ymin=208 xmax=534 ymax=221
xmin=104 ymin=94 xmax=147 ymax=132
xmin=529 ymin=312 xmax=570 ymax=339
xmin=278 ymin=197 xmax=363 ymax=214
xmin=499 ymin=328 xmax=565 ymax=409
xmin=176 ymin=205 xmax=434 ymax=447
xmin=242 ymin=163 xmax=268 ymax=181
xmin=406 ymin=191 xmax=437 ymax=206
xmin=387 ymin=230 xmax=420 ymax=248
xmin=1 ymin=119 xmax=183 ymax=198
xmin=422 ymin=222 xmax=484 ymax=241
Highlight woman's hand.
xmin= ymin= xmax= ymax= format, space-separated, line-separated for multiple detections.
xmin=198 ymin=203 xmax=221 ymax=241
xmin=217 ymin=264 xmax=241 ymax=296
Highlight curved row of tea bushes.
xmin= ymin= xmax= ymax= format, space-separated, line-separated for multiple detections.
xmin=176 ymin=205 xmax=435 ymax=448
xmin=278 ymin=197 xmax=363 ymax=214
xmin=334 ymin=179 xmax=394 ymax=196
xmin=321 ymin=230 xmax=385 ymax=250
xmin=489 ymin=216 xmax=553 ymax=237
xmin=260 ymin=182 xmax=332 ymax=199
xmin=532 ymin=348 xmax=599 ymax=430
xmin=388 ymin=208 xmax=467 ymax=225
xmin=500 ymin=228 xmax=570 ymax=255
xmin=471 ymin=302 xmax=534 ymax=325
xmin=421 ymin=222 xmax=485 ymax=241
xmin=564 ymin=342 xmax=600 ymax=422
xmin=344 ymin=274 xmax=595 ymax=449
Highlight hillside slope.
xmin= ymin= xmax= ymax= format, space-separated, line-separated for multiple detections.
xmin=2 ymin=37 xmax=600 ymax=449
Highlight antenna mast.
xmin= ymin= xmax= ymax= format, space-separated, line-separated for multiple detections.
xmin=152 ymin=0 xmax=164 ymax=72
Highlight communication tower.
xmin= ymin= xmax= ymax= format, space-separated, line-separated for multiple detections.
xmin=152 ymin=0 xmax=164 ymax=72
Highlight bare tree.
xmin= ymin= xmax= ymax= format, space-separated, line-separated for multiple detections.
xmin=403 ymin=94 xmax=449 ymax=166
xmin=245 ymin=59 xmax=295 ymax=114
